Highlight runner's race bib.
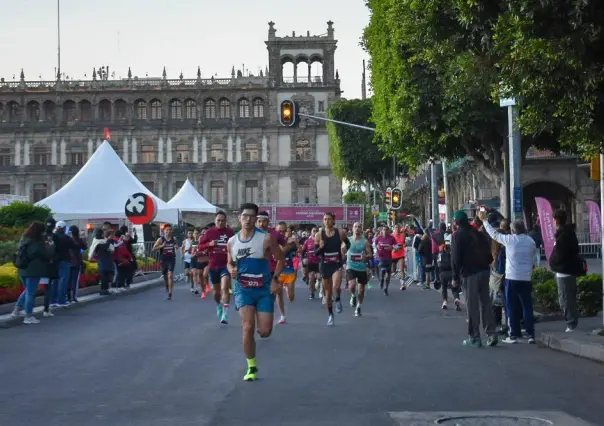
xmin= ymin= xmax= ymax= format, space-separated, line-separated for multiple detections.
xmin=351 ymin=254 xmax=363 ymax=262
xmin=239 ymin=274 xmax=264 ymax=288
xmin=324 ymin=252 xmax=340 ymax=264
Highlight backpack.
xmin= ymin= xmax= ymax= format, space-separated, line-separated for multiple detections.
xmin=437 ymin=250 xmax=452 ymax=271
xmin=13 ymin=242 xmax=30 ymax=269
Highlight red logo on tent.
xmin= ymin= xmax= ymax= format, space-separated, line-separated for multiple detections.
xmin=125 ymin=193 xmax=157 ymax=225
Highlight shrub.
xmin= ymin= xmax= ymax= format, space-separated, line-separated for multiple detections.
xmin=0 ymin=263 xmax=19 ymax=289
xmin=532 ymin=267 xmax=555 ymax=285
xmin=0 ymin=202 xmax=51 ymax=228
xmin=577 ymin=274 xmax=603 ymax=317
xmin=0 ymin=241 xmax=18 ymax=264
xmin=0 ymin=226 xmax=27 ymax=242
xmin=533 ymin=279 xmax=559 ymax=312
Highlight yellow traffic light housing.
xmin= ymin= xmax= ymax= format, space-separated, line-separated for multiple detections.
xmin=385 ymin=187 xmax=392 ymax=209
xmin=392 ymin=188 xmax=402 ymax=210
xmin=280 ymin=99 xmax=297 ymax=127
xmin=590 ymin=156 xmax=600 ymax=181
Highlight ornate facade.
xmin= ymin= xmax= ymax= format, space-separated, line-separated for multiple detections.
xmin=0 ymin=21 xmax=343 ymax=210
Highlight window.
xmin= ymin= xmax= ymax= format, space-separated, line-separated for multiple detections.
xmin=184 ymin=99 xmax=197 ymax=119
xmin=79 ymin=101 xmax=92 ymax=122
xmin=210 ymin=144 xmax=225 ymax=162
xmin=297 ymin=179 xmax=312 ymax=204
xmin=0 ymin=184 xmax=10 ymax=195
xmin=252 ymin=98 xmax=264 ymax=118
xmin=141 ymin=145 xmax=156 ymax=163
xmin=318 ymin=101 xmax=325 ymax=112
xmin=245 ymin=143 xmax=259 ymax=162
xmin=295 ymin=139 xmax=312 ymax=161
xmin=219 ymin=98 xmax=230 ymax=119
xmin=176 ymin=144 xmax=190 ymax=163
xmin=32 ymin=183 xmax=47 ymax=202
xmin=63 ymin=101 xmax=76 ymax=124
xmin=210 ymin=181 xmax=225 ymax=205
xmin=43 ymin=101 xmax=57 ymax=122
xmin=69 ymin=148 xmax=86 ymax=165
xmin=0 ymin=148 xmax=11 ymax=166
xmin=99 ymin=99 xmax=111 ymax=121
xmin=170 ymin=99 xmax=182 ymax=120
xmin=204 ymin=99 xmax=216 ymax=119
xmin=27 ymin=102 xmax=40 ymax=122
xmin=115 ymin=99 xmax=127 ymax=120
xmin=7 ymin=102 xmax=20 ymax=122
xmin=135 ymin=100 xmax=147 ymax=120
xmin=245 ymin=180 xmax=258 ymax=203
xmin=238 ymin=98 xmax=250 ymax=118
xmin=150 ymin=99 xmax=162 ymax=120
xmin=33 ymin=148 xmax=50 ymax=166
xmin=142 ymin=181 xmax=155 ymax=193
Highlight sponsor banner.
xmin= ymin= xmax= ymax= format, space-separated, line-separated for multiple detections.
xmin=535 ymin=197 xmax=556 ymax=261
xmin=585 ymin=200 xmax=601 ymax=243
xmin=258 ymin=205 xmax=363 ymax=223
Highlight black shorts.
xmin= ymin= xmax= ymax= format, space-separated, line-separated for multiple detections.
xmin=379 ymin=260 xmax=392 ymax=271
xmin=190 ymin=258 xmax=198 ymax=269
xmin=161 ymin=257 xmax=176 ymax=275
xmin=320 ymin=262 xmax=341 ymax=279
xmin=197 ymin=261 xmax=208 ymax=270
xmin=307 ymin=262 xmax=320 ymax=273
xmin=346 ymin=269 xmax=368 ymax=285
xmin=184 ymin=261 xmax=191 ymax=270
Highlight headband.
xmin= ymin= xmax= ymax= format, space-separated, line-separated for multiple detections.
xmin=257 ymin=214 xmax=269 ymax=220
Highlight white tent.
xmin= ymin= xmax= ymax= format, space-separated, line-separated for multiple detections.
xmin=167 ymin=179 xmax=219 ymax=213
xmin=36 ymin=141 xmax=179 ymax=223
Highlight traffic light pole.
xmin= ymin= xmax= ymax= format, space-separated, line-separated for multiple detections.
xmin=298 ymin=113 xmax=376 ymax=132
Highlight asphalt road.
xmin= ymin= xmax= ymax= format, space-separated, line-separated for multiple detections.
xmin=1 ymin=276 xmax=603 ymax=426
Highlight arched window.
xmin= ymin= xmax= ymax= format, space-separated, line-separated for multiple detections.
xmin=295 ymin=139 xmax=312 ymax=161
xmin=184 ymin=99 xmax=197 ymax=119
xmin=78 ymin=100 xmax=92 ymax=122
xmin=26 ymin=101 xmax=40 ymax=122
xmin=63 ymin=100 xmax=76 ymax=124
xmin=150 ymin=99 xmax=162 ymax=120
xmin=252 ymin=98 xmax=264 ymax=118
xmin=238 ymin=98 xmax=250 ymax=118
xmin=219 ymin=98 xmax=230 ymax=119
xmin=98 ymin=99 xmax=111 ymax=121
xmin=7 ymin=101 xmax=20 ymax=122
xmin=134 ymin=99 xmax=147 ymax=120
xmin=114 ymin=99 xmax=127 ymax=120
xmin=204 ymin=99 xmax=216 ymax=119
xmin=169 ymin=99 xmax=182 ymax=120
xmin=43 ymin=101 xmax=56 ymax=122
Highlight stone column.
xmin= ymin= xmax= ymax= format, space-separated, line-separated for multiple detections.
xmin=14 ymin=141 xmax=21 ymax=166
xmin=123 ymin=137 xmax=129 ymax=164
xmin=201 ymin=136 xmax=208 ymax=163
xmin=131 ymin=137 xmax=138 ymax=164
xmin=227 ymin=135 xmax=233 ymax=162
xmin=193 ymin=135 xmax=199 ymax=163
xmin=158 ymin=136 xmax=164 ymax=163
xmin=87 ymin=139 xmax=94 ymax=159
xmin=60 ymin=139 xmax=66 ymax=165
xmin=51 ymin=139 xmax=58 ymax=165
xmin=235 ymin=136 xmax=242 ymax=163
xmin=261 ymin=135 xmax=268 ymax=162
xmin=166 ymin=136 xmax=173 ymax=163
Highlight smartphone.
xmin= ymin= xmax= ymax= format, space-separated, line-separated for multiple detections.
xmin=479 ymin=207 xmax=486 ymax=212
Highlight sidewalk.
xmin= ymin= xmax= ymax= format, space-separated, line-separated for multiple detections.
xmin=0 ymin=272 xmax=163 ymax=329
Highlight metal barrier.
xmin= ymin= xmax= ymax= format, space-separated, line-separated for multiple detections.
xmin=132 ymin=242 xmax=185 ymax=279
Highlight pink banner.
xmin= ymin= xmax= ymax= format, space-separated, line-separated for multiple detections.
xmin=535 ymin=197 xmax=556 ymax=260
xmin=585 ymin=200 xmax=601 ymax=243
xmin=258 ymin=205 xmax=362 ymax=223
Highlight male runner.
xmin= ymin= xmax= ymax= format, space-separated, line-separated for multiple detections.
xmin=152 ymin=224 xmax=179 ymax=300
xmin=315 ymin=212 xmax=350 ymax=326
xmin=392 ymin=225 xmax=407 ymax=289
xmin=256 ymin=211 xmax=286 ymax=279
xmin=302 ymin=227 xmax=320 ymax=299
xmin=182 ymin=230 xmax=196 ymax=294
xmin=344 ymin=222 xmax=373 ymax=316
xmin=374 ymin=226 xmax=397 ymax=295
xmin=227 ymin=203 xmax=284 ymax=381
xmin=275 ymin=223 xmax=299 ymax=324
xmin=194 ymin=228 xmax=210 ymax=298
xmin=198 ymin=212 xmax=234 ymax=323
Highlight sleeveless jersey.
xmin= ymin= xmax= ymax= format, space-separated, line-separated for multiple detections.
xmin=321 ymin=228 xmax=342 ymax=265
xmin=282 ymin=246 xmax=296 ymax=274
xmin=229 ymin=229 xmax=270 ymax=291
xmin=161 ymin=237 xmax=176 ymax=260
xmin=347 ymin=236 xmax=367 ymax=272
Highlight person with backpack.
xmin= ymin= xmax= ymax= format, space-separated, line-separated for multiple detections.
xmin=438 ymin=243 xmax=460 ymax=311
xmin=11 ymin=221 xmax=54 ymax=324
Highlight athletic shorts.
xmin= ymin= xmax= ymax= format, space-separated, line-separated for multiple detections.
xmin=279 ymin=273 xmax=296 ymax=285
xmin=209 ymin=267 xmax=229 ymax=285
xmin=161 ymin=257 xmax=176 ymax=275
xmin=197 ymin=261 xmax=209 ymax=270
xmin=234 ymin=288 xmax=275 ymax=313
xmin=307 ymin=262 xmax=320 ymax=273
xmin=184 ymin=261 xmax=191 ymax=270
xmin=392 ymin=255 xmax=404 ymax=262
xmin=320 ymin=262 xmax=341 ymax=279
xmin=190 ymin=258 xmax=198 ymax=269
xmin=379 ymin=260 xmax=392 ymax=271
xmin=346 ymin=269 xmax=368 ymax=285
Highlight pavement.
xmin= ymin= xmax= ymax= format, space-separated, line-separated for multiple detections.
xmin=1 ymin=276 xmax=604 ymax=426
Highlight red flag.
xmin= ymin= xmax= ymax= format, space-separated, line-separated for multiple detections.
xmin=104 ymin=128 xmax=111 ymax=140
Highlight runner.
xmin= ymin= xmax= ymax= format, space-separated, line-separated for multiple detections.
xmin=301 ymin=228 xmax=320 ymax=299
xmin=256 ymin=211 xmax=287 ymax=281
xmin=315 ymin=212 xmax=350 ymax=326
xmin=194 ymin=228 xmax=210 ymax=299
xmin=226 ymin=203 xmax=284 ymax=381
xmin=152 ymin=224 xmax=179 ymax=300
xmin=345 ymin=222 xmax=372 ymax=316
xmin=374 ymin=226 xmax=397 ymax=295
xmin=275 ymin=223 xmax=299 ymax=324
xmin=182 ymin=230 xmax=196 ymax=294
xmin=392 ymin=225 xmax=407 ymax=290
xmin=198 ymin=212 xmax=234 ymax=324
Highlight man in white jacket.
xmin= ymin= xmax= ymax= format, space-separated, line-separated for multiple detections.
xmin=479 ymin=210 xmax=537 ymax=344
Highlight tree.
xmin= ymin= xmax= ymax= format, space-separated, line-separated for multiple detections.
xmin=343 ymin=190 xmax=368 ymax=205
xmin=327 ymin=99 xmax=395 ymax=190
xmin=0 ymin=202 xmax=52 ymax=228
xmin=363 ymin=0 xmax=560 ymax=214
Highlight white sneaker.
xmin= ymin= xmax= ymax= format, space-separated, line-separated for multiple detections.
xmin=326 ymin=314 xmax=334 ymax=326
xmin=11 ymin=308 xmax=23 ymax=317
xmin=442 ymin=300 xmax=448 ymax=310
xmin=43 ymin=311 xmax=54 ymax=318
xmin=502 ymin=337 xmax=518 ymax=344
xmin=23 ymin=316 xmax=40 ymax=324
xmin=565 ymin=326 xmax=575 ymax=333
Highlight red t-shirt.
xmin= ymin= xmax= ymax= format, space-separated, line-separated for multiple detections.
xmin=198 ymin=227 xmax=234 ymax=269
xmin=267 ymin=227 xmax=286 ymax=273
xmin=375 ymin=235 xmax=397 ymax=261
xmin=303 ymin=238 xmax=320 ymax=264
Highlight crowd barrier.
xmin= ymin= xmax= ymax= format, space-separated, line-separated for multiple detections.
xmin=132 ymin=242 xmax=185 ymax=278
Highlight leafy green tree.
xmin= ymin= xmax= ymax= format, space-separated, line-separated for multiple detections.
xmin=363 ymin=0 xmax=560 ymax=212
xmin=327 ymin=99 xmax=394 ymax=189
xmin=0 ymin=202 xmax=52 ymax=228
xmin=343 ymin=190 xmax=368 ymax=205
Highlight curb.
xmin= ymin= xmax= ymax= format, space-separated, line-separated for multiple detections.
xmin=0 ymin=277 xmax=164 ymax=329
xmin=538 ymin=332 xmax=604 ymax=364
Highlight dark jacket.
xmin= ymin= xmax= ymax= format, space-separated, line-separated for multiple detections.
xmin=69 ymin=236 xmax=87 ymax=267
xmin=451 ymin=225 xmax=493 ymax=281
xmin=18 ymin=237 xmax=54 ymax=278
xmin=418 ymin=237 xmax=433 ymax=265
xmin=93 ymin=238 xmax=115 ymax=272
xmin=549 ymin=224 xmax=581 ymax=275
xmin=54 ymin=231 xmax=76 ymax=263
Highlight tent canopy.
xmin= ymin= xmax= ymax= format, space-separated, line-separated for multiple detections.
xmin=167 ymin=179 xmax=219 ymax=213
xmin=36 ymin=141 xmax=178 ymax=223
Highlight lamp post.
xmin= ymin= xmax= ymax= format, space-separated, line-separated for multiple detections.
xmin=500 ymin=95 xmax=522 ymax=221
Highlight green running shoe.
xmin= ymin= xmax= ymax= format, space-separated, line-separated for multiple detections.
xmin=243 ymin=366 xmax=258 ymax=381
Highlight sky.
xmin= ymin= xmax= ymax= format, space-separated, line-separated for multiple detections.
xmin=0 ymin=0 xmax=371 ymax=99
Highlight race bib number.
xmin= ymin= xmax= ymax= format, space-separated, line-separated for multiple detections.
xmin=351 ymin=254 xmax=363 ymax=262
xmin=239 ymin=274 xmax=264 ymax=288
xmin=324 ymin=252 xmax=340 ymax=264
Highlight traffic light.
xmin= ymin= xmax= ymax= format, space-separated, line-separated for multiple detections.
xmin=590 ymin=156 xmax=600 ymax=181
xmin=389 ymin=210 xmax=397 ymax=224
xmin=392 ymin=188 xmax=402 ymax=210
xmin=280 ymin=99 xmax=297 ymax=127
xmin=385 ymin=187 xmax=392 ymax=209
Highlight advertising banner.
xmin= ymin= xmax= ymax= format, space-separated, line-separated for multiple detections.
xmin=258 ymin=205 xmax=363 ymax=224
xmin=535 ymin=197 xmax=556 ymax=260
xmin=585 ymin=200 xmax=601 ymax=243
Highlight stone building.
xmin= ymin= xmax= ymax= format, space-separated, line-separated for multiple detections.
xmin=0 ymin=21 xmax=343 ymax=211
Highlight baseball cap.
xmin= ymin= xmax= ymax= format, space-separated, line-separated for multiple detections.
xmin=453 ymin=210 xmax=468 ymax=222
xmin=56 ymin=220 xmax=67 ymax=229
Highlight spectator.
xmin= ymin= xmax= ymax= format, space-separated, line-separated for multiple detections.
xmin=89 ymin=228 xmax=115 ymax=296
xmin=68 ymin=225 xmax=87 ymax=302
xmin=437 ymin=242 xmax=460 ymax=310
xmin=529 ymin=225 xmax=543 ymax=267
xmin=549 ymin=209 xmax=583 ymax=332
xmin=451 ymin=210 xmax=498 ymax=348
xmin=51 ymin=220 xmax=76 ymax=307
xmin=481 ymin=212 xmax=537 ymax=344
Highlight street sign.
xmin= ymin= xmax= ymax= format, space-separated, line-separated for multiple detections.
xmin=513 ymin=186 xmax=522 ymax=213
xmin=125 ymin=193 xmax=158 ymax=225
xmin=371 ymin=204 xmax=379 ymax=213
xmin=378 ymin=212 xmax=388 ymax=220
